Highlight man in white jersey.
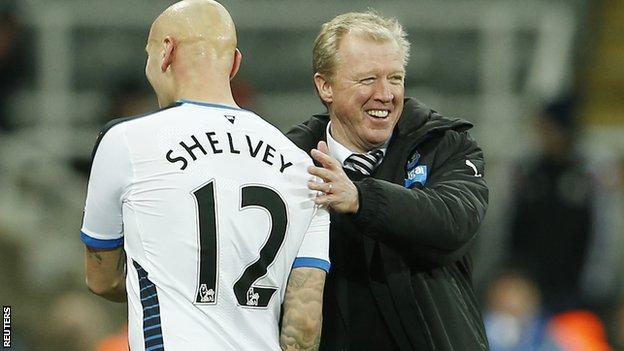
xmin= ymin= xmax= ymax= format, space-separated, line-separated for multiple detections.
xmin=80 ymin=1 xmax=330 ymax=350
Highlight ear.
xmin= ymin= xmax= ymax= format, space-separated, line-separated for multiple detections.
xmin=314 ymin=73 xmax=333 ymax=104
xmin=161 ymin=36 xmax=176 ymax=72
xmin=229 ymin=48 xmax=242 ymax=80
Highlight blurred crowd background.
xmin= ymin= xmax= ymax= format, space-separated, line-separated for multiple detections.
xmin=0 ymin=0 xmax=623 ymax=350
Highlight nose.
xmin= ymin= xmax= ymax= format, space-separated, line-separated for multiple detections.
xmin=373 ymin=78 xmax=393 ymax=103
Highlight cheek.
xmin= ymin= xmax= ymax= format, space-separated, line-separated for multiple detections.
xmin=395 ymin=89 xmax=404 ymax=100
xmin=145 ymin=56 xmax=161 ymax=85
xmin=394 ymin=86 xmax=405 ymax=105
xmin=395 ymin=87 xmax=405 ymax=101
xmin=145 ymin=65 xmax=155 ymax=87
xmin=354 ymin=88 xmax=373 ymax=105
xmin=346 ymin=90 xmax=373 ymax=121
xmin=145 ymin=57 xmax=154 ymax=76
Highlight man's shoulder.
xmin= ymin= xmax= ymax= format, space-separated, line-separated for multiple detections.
xmin=91 ymin=104 xmax=181 ymax=159
xmin=398 ymin=98 xmax=483 ymax=170
xmin=399 ymin=98 xmax=473 ymax=137
xmin=100 ymin=104 xmax=181 ymax=138
xmin=285 ymin=114 xmax=329 ymax=154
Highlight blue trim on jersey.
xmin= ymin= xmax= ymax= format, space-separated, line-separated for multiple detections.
xmin=177 ymin=99 xmax=246 ymax=112
xmin=80 ymin=231 xmax=123 ymax=249
xmin=142 ymin=292 xmax=158 ymax=301
xmin=133 ymin=260 xmax=165 ymax=350
xmin=144 ymin=314 xmax=160 ymax=322
xmin=146 ymin=334 xmax=163 ymax=342
xmin=143 ymin=304 xmax=159 ymax=311
xmin=146 ymin=344 xmax=164 ymax=351
xmin=144 ymin=324 xmax=162 ymax=332
xmin=292 ymin=257 xmax=331 ymax=273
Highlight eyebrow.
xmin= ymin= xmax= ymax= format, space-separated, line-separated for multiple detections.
xmin=354 ymin=70 xmax=405 ymax=78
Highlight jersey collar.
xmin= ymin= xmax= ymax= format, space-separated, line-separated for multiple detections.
xmin=176 ymin=99 xmax=243 ymax=112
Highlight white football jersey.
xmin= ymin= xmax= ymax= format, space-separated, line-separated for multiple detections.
xmin=81 ymin=100 xmax=330 ymax=351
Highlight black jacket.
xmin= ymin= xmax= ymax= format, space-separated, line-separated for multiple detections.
xmin=286 ymin=98 xmax=489 ymax=350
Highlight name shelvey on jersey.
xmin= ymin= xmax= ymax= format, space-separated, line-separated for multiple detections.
xmin=81 ymin=100 xmax=330 ymax=351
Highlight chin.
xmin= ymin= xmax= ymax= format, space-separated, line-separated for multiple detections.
xmin=368 ymin=131 xmax=392 ymax=145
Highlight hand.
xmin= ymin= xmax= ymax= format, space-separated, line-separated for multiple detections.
xmin=307 ymin=141 xmax=359 ymax=214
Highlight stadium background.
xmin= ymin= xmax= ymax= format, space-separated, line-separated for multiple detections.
xmin=0 ymin=0 xmax=623 ymax=349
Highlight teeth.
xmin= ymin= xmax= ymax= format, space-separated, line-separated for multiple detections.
xmin=367 ymin=110 xmax=389 ymax=118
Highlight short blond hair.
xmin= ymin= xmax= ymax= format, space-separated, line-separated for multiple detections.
xmin=313 ymin=11 xmax=410 ymax=80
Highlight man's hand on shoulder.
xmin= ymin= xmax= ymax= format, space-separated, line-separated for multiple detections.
xmin=307 ymin=141 xmax=359 ymax=214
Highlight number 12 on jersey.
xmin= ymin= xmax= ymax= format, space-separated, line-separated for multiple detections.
xmin=192 ymin=180 xmax=288 ymax=308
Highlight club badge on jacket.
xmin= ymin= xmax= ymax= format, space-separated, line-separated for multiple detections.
xmin=404 ymin=151 xmax=427 ymax=188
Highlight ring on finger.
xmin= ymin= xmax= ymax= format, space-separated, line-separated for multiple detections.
xmin=327 ymin=183 xmax=333 ymax=193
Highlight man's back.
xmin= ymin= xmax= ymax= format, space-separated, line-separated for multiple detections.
xmin=81 ymin=100 xmax=329 ymax=350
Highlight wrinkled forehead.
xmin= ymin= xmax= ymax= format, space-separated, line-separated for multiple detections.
xmin=342 ymin=30 xmax=403 ymax=55
xmin=336 ymin=32 xmax=404 ymax=63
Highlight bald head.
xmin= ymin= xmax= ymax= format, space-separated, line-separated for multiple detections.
xmin=145 ymin=0 xmax=242 ymax=107
xmin=149 ymin=0 xmax=236 ymax=57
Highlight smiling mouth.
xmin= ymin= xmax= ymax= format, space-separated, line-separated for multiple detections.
xmin=366 ymin=109 xmax=389 ymax=118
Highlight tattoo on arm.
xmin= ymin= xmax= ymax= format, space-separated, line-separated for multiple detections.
xmin=86 ymin=247 xmax=103 ymax=264
xmin=84 ymin=246 xmax=128 ymax=302
xmin=280 ymin=268 xmax=326 ymax=351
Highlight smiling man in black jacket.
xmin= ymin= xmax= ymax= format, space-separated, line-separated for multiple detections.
xmin=286 ymin=11 xmax=489 ymax=350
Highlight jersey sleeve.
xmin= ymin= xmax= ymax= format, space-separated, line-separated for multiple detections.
xmin=292 ymin=205 xmax=330 ymax=272
xmin=80 ymin=124 xmax=133 ymax=249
